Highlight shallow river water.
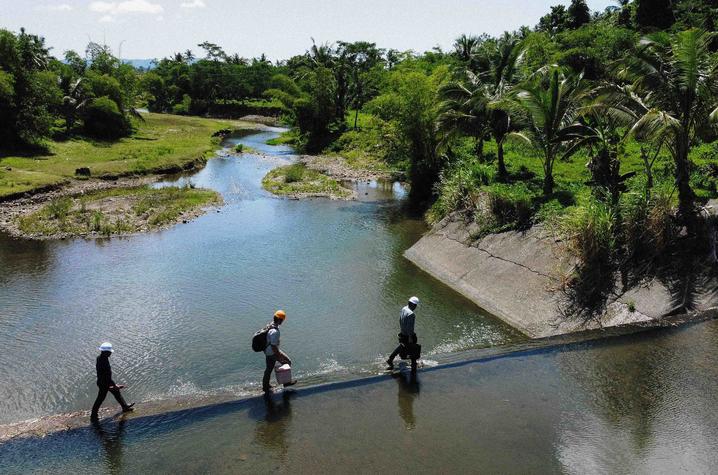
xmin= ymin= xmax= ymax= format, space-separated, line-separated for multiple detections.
xmin=0 ymin=128 xmax=522 ymax=426
xmin=2 ymin=128 xmax=718 ymax=473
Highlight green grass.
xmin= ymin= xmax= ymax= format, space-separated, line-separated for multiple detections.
xmin=261 ymin=164 xmax=352 ymax=199
xmin=266 ymin=129 xmax=299 ymax=146
xmin=17 ymin=185 xmax=221 ymax=237
xmin=0 ymin=113 xmax=251 ymax=198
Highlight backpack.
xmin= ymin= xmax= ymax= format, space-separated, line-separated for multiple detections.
xmin=251 ymin=323 xmax=276 ymax=352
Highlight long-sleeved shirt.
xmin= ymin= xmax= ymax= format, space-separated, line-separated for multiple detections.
xmin=399 ymin=306 xmax=415 ymax=336
xmin=96 ymin=354 xmax=115 ymax=388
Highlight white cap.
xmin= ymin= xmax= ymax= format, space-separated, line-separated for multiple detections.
xmin=99 ymin=342 xmax=114 ymax=353
xmin=409 ymin=296 xmax=420 ymax=305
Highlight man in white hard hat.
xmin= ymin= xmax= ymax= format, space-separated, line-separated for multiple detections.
xmin=386 ymin=296 xmax=421 ymax=373
xmin=90 ymin=342 xmax=135 ymax=421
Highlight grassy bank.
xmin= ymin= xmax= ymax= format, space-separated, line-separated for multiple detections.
xmin=16 ymin=185 xmax=221 ymax=238
xmin=261 ymin=163 xmax=353 ymax=199
xmin=0 ymin=113 xmax=246 ymax=199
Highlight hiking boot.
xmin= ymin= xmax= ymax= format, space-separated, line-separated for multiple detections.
xmin=122 ymin=403 xmax=135 ymax=413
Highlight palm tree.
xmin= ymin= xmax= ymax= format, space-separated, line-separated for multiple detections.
xmin=59 ymin=77 xmax=88 ymax=134
xmin=479 ymin=34 xmax=525 ymax=180
xmin=453 ymin=34 xmax=480 ymax=63
xmin=437 ymin=71 xmax=491 ymax=164
xmin=615 ymin=29 xmax=718 ymax=228
xmin=512 ymin=66 xmax=587 ymax=195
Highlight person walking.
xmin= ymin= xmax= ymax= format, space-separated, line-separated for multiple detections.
xmin=386 ymin=296 xmax=420 ymax=373
xmin=263 ymin=310 xmax=296 ymax=393
xmin=91 ymin=342 xmax=134 ymax=421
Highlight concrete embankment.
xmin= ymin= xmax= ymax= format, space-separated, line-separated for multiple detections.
xmin=405 ymin=216 xmax=718 ymax=338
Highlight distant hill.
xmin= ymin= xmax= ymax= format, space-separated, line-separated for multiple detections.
xmin=123 ymin=59 xmax=156 ymax=70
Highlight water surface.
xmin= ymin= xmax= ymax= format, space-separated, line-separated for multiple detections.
xmin=0 ymin=128 xmax=522 ymax=425
xmin=2 ymin=320 xmax=717 ymax=473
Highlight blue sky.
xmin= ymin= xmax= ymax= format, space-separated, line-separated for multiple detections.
xmin=2 ymin=1 xmax=615 ymax=60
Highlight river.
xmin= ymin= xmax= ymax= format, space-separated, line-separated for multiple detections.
xmin=0 ymin=128 xmax=522 ymax=426
xmin=2 ymin=128 xmax=718 ymax=472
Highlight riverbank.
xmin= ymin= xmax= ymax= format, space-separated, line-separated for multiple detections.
xmin=405 ymin=213 xmax=718 ymax=338
xmin=261 ymin=163 xmax=355 ymax=200
xmin=6 ymin=185 xmax=221 ymax=240
xmin=2 ymin=318 xmax=718 ymax=472
xmin=0 ymin=113 xmax=252 ymax=201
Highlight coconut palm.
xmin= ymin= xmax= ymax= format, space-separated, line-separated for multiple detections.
xmin=59 ymin=77 xmax=88 ymax=134
xmin=614 ymin=29 xmax=718 ymax=227
xmin=479 ymin=34 xmax=525 ymax=180
xmin=437 ymin=71 xmax=491 ymax=164
xmin=453 ymin=34 xmax=480 ymax=63
xmin=511 ymin=66 xmax=587 ymax=195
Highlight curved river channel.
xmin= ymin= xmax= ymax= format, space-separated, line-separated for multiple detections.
xmin=2 ymin=128 xmax=718 ymax=472
xmin=0 ymin=128 xmax=523 ymax=425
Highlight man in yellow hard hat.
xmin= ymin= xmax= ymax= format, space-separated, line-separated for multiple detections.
xmin=262 ymin=310 xmax=296 ymax=392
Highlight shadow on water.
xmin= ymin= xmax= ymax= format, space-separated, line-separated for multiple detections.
xmin=394 ymin=370 xmax=420 ymax=430
xmin=92 ymin=418 xmax=126 ymax=475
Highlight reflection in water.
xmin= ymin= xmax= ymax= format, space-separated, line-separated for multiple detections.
xmin=395 ymin=370 xmax=420 ymax=430
xmin=0 ymin=128 xmax=518 ymax=425
xmin=92 ymin=417 xmax=126 ymax=475
xmin=252 ymin=391 xmax=294 ymax=457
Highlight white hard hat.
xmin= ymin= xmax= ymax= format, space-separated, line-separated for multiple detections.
xmin=98 ymin=342 xmax=114 ymax=353
xmin=409 ymin=296 xmax=420 ymax=305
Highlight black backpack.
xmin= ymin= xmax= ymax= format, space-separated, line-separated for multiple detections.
xmin=251 ymin=323 xmax=275 ymax=352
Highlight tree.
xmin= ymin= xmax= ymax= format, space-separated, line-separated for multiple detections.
xmin=512 ymin=66 xmax=587 ymax=195
xmin=568 ymin=0 xmax=591 ymax=29
xmin=634 ymin=0 xmax=674 ymax=30
xmin=0 ymin=28 xmax=59 ymax=148
xmin=453 ymin=34 xmax=480 ymax=62
xmin=615 ymin=29 xmax=718 ymax=228
xmin=538 ymin=5 xmax=569 ymax=35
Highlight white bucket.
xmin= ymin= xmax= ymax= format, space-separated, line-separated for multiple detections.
xmin=275 ymin=363 xmax=293 ymax=385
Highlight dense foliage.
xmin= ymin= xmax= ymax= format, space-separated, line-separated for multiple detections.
xmin=0 ymin=29 xmax=142 ymax=147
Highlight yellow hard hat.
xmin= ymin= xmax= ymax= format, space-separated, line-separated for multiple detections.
xmin=274 ymin=310 xmax=286 ymax=320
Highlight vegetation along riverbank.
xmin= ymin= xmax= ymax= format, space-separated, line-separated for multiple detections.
xmin=2 ymin=0 xmax=717 ymax=329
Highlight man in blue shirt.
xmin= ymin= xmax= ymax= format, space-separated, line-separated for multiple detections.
xmin=386 ymin=296 xmax=420 ymax=373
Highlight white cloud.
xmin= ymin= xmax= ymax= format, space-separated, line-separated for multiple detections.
xmin=98 ymin=14 xmax=115 ymax=22
xmin=36 ymin=3 xmax=74 ymax=11
xmin=89 ymin=1 xmax=164 ymax=15
xmin=180 ymin=0 xmax=206 ymax=8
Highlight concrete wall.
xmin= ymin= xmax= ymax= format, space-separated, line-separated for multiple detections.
xmin=405 ymin=217 xmax=716 ymax=338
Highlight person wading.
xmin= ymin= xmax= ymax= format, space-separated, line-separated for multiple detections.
xmin=263 ymin=310 xmax=297 ymax=393
xmin=91 ymin=342 xmax=134 ymax=421
xmin=386 ymin=296 xmax=420 ymax=373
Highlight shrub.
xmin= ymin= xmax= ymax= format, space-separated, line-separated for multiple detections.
xmin=83 ymin=96 xmax=130 ymax=139
xmin=561 ymin=197 xmax=615 ymax=268
xmin=234 ymin=143 xmax=244 ymax=153
xmin=47 ymin=197 xmax=73 ymax=221
xmin=485 ymin=183 xmax=534 ymax=229
xmin=284 ymin=164 xmax=305 ymax=183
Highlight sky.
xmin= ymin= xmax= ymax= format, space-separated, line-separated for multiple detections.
xmin=1 ymin=0 xmax=615 ymax=61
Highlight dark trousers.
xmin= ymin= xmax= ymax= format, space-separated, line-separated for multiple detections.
xmin=388 ymin=333 xmax=418 ymax=370
xmin=91 ymin=385 xmax=129 ymax=417
xmin=263 ymin=354 xmax=277 ymax=391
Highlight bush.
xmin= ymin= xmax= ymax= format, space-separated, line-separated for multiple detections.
xmin=284 ymin=164 xmax=305 ymax=183
xmin=234 ymin=143 xmax=244 ymax=153
xmin=47 ymin=197 xmax=73 ymax=221
xmin=561 ymin=198 xmax=615 ymax=268
xmin=485 ymin=183 xmax=534 ymax=229
xmin=83 ymin=96 xmax=130 ymax=139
